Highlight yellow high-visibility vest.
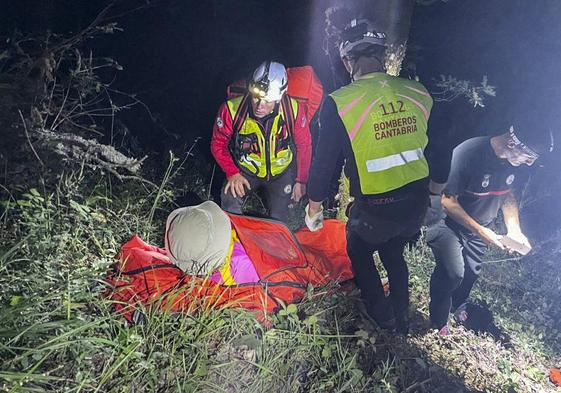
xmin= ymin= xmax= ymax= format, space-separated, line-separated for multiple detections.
xmin=227 ymin=95 xmax=299 ymax=178
xmin=330 ymin=72 xmax=432 ymax=194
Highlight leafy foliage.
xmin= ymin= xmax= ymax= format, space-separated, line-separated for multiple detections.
xmin=431 ymin=74 xmax=497 ymax=107
xmin=0 ymin=21 xmax=148 ymax=188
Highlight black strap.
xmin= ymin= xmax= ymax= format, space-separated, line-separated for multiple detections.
xmin=233 ymin=94 xmax=251 ymax=133
xmin=281 ymin=95 xmax=295 ymax=137
xmin=228 ymin=85 xmax=246 ymax=97
xmin=119 ymin=263 xmax=183 ymax=276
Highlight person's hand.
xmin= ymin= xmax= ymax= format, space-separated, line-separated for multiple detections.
xmin=224 ymin=173 xmax=251 ymax=198
xmin=305 ymin=203 xmax=324 ymax=232
xmin=291 ymin=182 xmax=306 ymax=202
xmin=477 ymin=226 xmax=505 ymax=249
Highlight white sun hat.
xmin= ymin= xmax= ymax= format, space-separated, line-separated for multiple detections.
xmin=165 ymin=201 xmax=231 ymax=275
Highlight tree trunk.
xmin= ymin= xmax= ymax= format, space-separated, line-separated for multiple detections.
xmin=363 ymin=0 xmax=416 ymax=76
xmin=364 ymin=0 xmax=415 ymax=46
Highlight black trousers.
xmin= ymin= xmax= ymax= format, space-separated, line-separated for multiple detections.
xmin=427 ymin=220 xmax=487 ymax=328
xmin=220 ymin=169 xmax=294 ymax=222
xmin=346 ymin=192 xmax=428 ymax=322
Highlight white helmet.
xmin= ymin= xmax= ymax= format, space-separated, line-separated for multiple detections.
xmin=248 ymin=61 xmax=288 ymax=102
xmin=339 ymin=18 xmax=387 ymax=59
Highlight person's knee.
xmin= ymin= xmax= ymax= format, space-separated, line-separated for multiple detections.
xmin=346 ymin=232 xmax=374 ymax=267
xmin=447 ymin=267 xmax=464 ymax=288
xmin=378 ymin=245 xmax=406 ymax=266
xmin=431 ymin=257 xmax=464 ymax=290
xmin=380 ymin=254 xmax=408 ymax=279
xmin=266 ymin=184 xmax=292 ymax=221
xmin=269 ymin=208 xmax=288 ymax=222
xmin=429 ymin=233 xmax=464 ymax=283
xmin=220 ymin=191 xmax=243 ymax=214
xmin=347 ymin=246 xmax=370 ymax=264
xmin=346 ymin=230 xmax=362 ymax=250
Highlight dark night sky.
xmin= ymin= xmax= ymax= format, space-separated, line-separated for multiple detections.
xmin=1 ymin=0 xmax=560 ymax=232
xmin=3 ymin=1 xmax=560 ymax=143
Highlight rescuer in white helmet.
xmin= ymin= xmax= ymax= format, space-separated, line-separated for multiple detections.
xmin=211 ymin=61 xmax=311 ymax=222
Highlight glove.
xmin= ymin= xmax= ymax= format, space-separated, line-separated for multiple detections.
xmin=429 ymin=193 xmax=441 ymax=209
xmin=305 ymin=204 xmax=324 ymax=232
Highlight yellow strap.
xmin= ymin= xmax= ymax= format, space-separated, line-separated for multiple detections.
xmin=218 ymin=230 xmax=238 ymax=286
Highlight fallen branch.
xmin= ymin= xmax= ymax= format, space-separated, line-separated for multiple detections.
xmin=36 ymin=129 xmax=149 ymax=179
xmin=90 ymin=155 xmax=157 ymax=188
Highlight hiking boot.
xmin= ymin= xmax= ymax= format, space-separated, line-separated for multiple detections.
xmin=437 ymin=324 xmax=450 ymax=337
xmin=453 ymin=302 xmax=494 ymax=332
xmin=357 ymin=300 xmax=396 ymax=332
xmin=452 ymin=302 xmax=469 ymax=324
xmin=486 ymin=323 xmax=513 ymax=348
xmin=453 ymin=303 xmax=512 ymax=347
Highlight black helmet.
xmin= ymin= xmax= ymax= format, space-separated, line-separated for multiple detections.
xmin=338 ymin=18 xmax=387 ymax=60
xmin=510 ymin=125 xmax=555 ymax=158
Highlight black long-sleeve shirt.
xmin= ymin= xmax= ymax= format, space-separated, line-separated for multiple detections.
xmin=308 ymin=96 xmax=428 ymax=202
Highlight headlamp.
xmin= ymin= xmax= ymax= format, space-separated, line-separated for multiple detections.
xmin=249 ymin=80 xmax=268 ymax=99
xmin=248 ymin=61 xmax=287 ymax=102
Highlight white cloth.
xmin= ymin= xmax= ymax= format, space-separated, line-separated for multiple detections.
xmin=165 ymin=201 xmax=231 ymax=274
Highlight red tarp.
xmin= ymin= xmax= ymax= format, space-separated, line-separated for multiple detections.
xmin=105 ymin=217 xmax=353 ymax=323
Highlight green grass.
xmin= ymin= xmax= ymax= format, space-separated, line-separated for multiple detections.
xmin=1 ymin=167 xmax=560 ymax=393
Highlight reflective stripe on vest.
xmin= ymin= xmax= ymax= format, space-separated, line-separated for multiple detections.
xmin=330 ymin=73 xmax=432 ymax=194
xmin=366 ymin=148 xmax=424 ymax=172
xmin=227 ymin=96 xmax=298 ymax=178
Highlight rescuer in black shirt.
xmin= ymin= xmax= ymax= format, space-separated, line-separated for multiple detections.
xmin=428 ymin=126 xmax=554 ymax=335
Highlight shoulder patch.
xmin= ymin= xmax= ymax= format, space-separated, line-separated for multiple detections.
xmin=216 ymin=117 xmax=224 ymax=128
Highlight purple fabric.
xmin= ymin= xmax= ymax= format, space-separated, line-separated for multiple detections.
xmin=210 ymin=241 xmax=259 ymax=285
xmin=209 ymin=270 xmax=223 ymax=284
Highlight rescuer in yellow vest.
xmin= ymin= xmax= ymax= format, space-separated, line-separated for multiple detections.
xmin=211 ymin=61 xmax=312 ymax=222
xmin=306 ymin=18 xmax=433 ymax=334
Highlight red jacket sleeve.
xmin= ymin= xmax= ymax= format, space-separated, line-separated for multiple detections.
xmin=210 ymin=103 xmax=240 ymax=178
xmin=292 ymin=102 xmax=312 ymax=183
